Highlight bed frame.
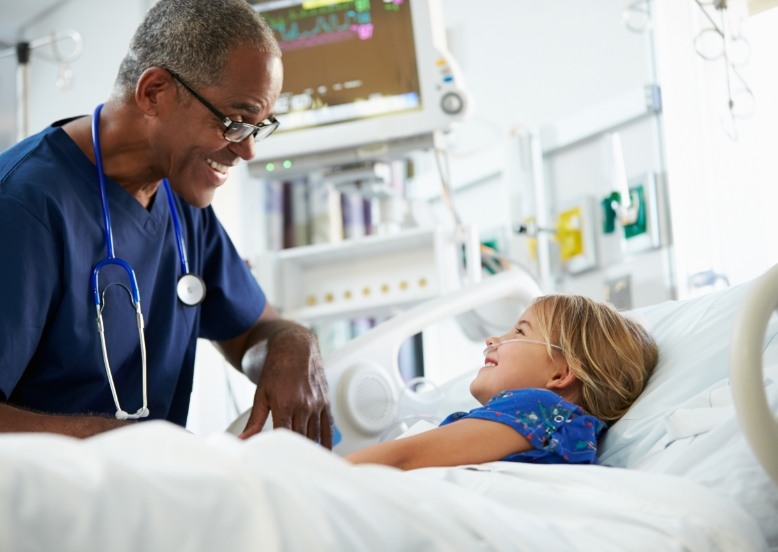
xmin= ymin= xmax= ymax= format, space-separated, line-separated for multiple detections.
xmin=731 ymin=261 xmax=778 ymax=485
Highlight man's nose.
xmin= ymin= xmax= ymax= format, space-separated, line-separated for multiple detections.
xmin=228 ymin=135 xmax=256 ymax=161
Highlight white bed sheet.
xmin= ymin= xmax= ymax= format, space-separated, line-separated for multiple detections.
xmin=630 ymin=365 xmax=778 ymax=548
xmin=0 ymin=421 xmax=766 ymax=552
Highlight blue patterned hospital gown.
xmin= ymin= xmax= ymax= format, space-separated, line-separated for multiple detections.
xmin=439 ymin=389 xmax=606 ymax=464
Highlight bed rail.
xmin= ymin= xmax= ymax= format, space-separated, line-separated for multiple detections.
xmin=324 ymin=268 xmax=542 ymax=454
xmin=730 ymin=262 xmax=778 ymax=485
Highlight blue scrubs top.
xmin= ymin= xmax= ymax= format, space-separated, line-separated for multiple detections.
xmin=0 ymin=120 xmax=266 ymax=425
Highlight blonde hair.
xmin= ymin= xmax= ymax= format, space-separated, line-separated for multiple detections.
xmin=530 ymin=295 xmax=658 ymax=424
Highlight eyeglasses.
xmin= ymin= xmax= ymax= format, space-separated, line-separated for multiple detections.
xmin=482 ymin=338 xmax=563 ymax=357
xmin=166 ymin=69 xmax=279 ymax=143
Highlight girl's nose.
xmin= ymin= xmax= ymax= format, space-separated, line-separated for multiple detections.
xmin=482 ymin=339 xmax=501 ymax=358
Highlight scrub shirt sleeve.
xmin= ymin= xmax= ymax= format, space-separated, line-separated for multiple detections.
xmin=0 ymin=197 xmax=60 ymax=399
xmin=196 ymin=207 xmax=267 ymax=342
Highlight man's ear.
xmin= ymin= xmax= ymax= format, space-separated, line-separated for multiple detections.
xmin=546 ymin=363 xmax=578 ymax=392
xmin=135 ymin=67 xmax=175 ymax=116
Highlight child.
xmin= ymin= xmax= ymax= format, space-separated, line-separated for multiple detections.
xmin=346 ymin=294 xmax=658 ymax=470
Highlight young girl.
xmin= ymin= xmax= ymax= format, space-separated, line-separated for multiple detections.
xmin=346 ymin=294 xmax=658 ymax=470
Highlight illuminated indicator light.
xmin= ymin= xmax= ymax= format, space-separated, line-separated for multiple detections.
xmin=265 ymin=162 xmax=275 ymax=172
xmin=343 ymin=290 xmax=352 ymax=300
xmin=362 ymin=287 xmax=371 ymax=296
xmin=436 ymin=58 xmax=446 ymax=66
xmin=283 ymin=160 xmax=292 ymax=169
xmin=306 ymin=295 xmax=317 ymax=306
xmin=380 ymin=284 xmax=390 ymax=293
xmin=324 ymin=293 xmax=334 ymax=303
xmin=443 ymin=75 xmax=454 ymax=82
xmin=399 ymin=280 xmax=408 ymax=290
xmin=418 ymin=277 xmax=427 ymax=288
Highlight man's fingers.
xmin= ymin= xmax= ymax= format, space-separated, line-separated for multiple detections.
xmin=239 ymin=401 xmax=270 ymax=440
xmin=271 ymin=411 xmax=293 ymax=431
xmin=306 ymin=415 xmax=321 ymax=445
xmin=319 ymin=411 xmax=333 ymax=450
xmin=292 ymin=414 xmax=307 ymax=435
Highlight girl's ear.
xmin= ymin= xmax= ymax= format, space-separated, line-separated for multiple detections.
xmin=546 ymin=362 xmax=578 ymax=392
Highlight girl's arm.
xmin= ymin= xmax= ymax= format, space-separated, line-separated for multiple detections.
xmin=344 ymin=418 xmax=533 ymax=470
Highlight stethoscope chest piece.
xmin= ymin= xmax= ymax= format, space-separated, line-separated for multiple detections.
xmin=177 ymin=273 xmax=206 ymax=306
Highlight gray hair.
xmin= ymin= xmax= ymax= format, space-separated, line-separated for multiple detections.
xmin=114 ymin=0 xmax=281 ymax=98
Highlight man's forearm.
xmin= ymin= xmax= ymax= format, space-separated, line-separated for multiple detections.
xmin=0 ymin=403 xmax=132 ymax=438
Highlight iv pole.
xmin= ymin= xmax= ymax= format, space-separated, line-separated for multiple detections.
xmin=0 ymin=30 xmax=83 ymax=142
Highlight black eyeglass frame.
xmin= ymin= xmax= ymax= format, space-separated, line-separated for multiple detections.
xmin=166 ymin=69 xmax=279 ymax=143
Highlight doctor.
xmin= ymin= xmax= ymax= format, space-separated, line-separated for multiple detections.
xmin=0 ymin=0 xmax=332 ymax=446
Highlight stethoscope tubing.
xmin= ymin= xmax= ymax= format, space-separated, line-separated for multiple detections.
xmin=90 ymin=102 xmax=203 ymax=420
xmin=90 ymin=103 xmax=192 ymax=301
xmin=162 ymin=178 xmax=191 ymax=276
xmin=92 ymin=104 xmax=116 ymax=260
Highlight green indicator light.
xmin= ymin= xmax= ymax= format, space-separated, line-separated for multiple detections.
xmin=265 ymin=162 xmax=275 ymax=172
xmin=283 ymin=160 xmax=292 ymax=169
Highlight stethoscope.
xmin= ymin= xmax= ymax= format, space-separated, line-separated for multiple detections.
xmin=90 ymin=103 xmax=206 ymax=420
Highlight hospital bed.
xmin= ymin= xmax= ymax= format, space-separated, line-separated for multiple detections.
xmin=1 ymin=264 xmax=777 ymax=551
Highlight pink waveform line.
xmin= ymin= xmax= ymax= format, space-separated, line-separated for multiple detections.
xmin=280 ymin=29 xmax=359 ymax=52
xmin=350 ymin=23 xmax=374 ymax=40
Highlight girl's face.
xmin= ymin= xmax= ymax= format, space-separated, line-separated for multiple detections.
xmin=469 ymin=306 xmax=565 ymax=404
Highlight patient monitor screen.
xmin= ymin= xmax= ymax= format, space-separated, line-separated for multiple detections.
xmin=259 ymin=0 xmax=422 ymax=133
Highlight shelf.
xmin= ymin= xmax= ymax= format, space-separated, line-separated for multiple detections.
xmin=251 ymin=226 xmax=477 ymax=324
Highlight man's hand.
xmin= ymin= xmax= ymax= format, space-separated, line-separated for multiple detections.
xmin=239 ymin=325 xmax=333 ymax=448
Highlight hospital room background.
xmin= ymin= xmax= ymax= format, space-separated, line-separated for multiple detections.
xmin=1 ymin=0 xmax=776 ymax=436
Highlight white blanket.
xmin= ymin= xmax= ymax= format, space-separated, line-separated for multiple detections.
xmin=0 ymin=422 xmax=766 ymax=552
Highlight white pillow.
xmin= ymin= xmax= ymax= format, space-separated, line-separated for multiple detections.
xmin=599 ymin=278 xmax=778 ymax=468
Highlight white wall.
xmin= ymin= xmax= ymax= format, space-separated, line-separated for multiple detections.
xmin=655 ymin=0 xmax=778 ymax=295
xmin=6 ymin=0 xmax=151 ymax=138
xmin=414 ymin=0 xmax=652 ymax=206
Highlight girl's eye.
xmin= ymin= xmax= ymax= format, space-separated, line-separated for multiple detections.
xmin=514 ymin=327 xmax=525 ymax=336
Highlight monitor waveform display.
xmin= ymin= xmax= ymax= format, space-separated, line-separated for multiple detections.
xmin=260 ymin=0 xmax=420 ymax=132
xmin=266 ymin=4 xmax=374 ymax=51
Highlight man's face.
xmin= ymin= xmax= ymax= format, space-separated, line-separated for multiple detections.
xmin=164 ymin=45 xmax=283 ymax=208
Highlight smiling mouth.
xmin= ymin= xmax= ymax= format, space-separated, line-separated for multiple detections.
xmin=206 ymin=158 xmax=230 ymax=174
